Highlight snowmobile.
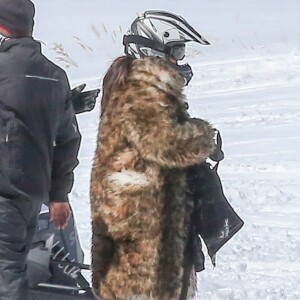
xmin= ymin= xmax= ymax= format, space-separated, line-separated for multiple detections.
xmin=28 ymin=204 xmax=96 ymax=300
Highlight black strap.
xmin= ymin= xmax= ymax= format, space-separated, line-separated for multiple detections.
xmin=123 ymin=34 xmax=165 ymax=52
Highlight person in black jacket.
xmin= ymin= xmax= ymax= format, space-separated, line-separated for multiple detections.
xmin=0 ymin=1 xmax=81 ymax=299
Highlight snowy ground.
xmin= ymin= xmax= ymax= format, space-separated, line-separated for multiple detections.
xmin=34 ymin=0 xmax=300 ymax=299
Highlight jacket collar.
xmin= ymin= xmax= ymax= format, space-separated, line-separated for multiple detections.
xmin=129 ymin=57 xmax=185 ymax=97
xmin=0 ymin=37 xmax=41 ymax=53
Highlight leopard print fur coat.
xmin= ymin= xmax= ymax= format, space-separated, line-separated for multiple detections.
xmin=90 ymin=57 xmax=215 ymax=300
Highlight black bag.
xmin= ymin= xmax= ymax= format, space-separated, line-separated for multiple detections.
xmin=188 ymin=131 xmax=244 ymax=265
xmin=193 ymin=163 xmax=244 ymax=265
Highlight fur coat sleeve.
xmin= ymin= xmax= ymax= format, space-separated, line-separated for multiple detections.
xmin=120 ymin=57 xmax=215 ymax=168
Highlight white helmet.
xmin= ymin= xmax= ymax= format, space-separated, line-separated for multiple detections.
xmin=123 ymin=10 xmax=210 ymax=84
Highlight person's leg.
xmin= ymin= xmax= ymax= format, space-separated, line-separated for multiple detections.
xmin=0 ymin=196 xmax=29 ymax=300
xmin=0 ymin=196 xmax=41 ymax=300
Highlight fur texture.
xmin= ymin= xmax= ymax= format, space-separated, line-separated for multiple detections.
xmin=90 ymin=57 xmax=215 ymax=300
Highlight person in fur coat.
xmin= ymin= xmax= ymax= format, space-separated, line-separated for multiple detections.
xmin=90 ymin=55 xmax=215 ymax=300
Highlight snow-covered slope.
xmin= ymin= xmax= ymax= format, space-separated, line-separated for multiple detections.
xmin=34 ymin=0 xmax=300 ymax=298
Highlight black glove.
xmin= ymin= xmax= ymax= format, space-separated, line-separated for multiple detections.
xmin=70 ymin=84 xmax=100 ymax=114
xmin=209 ymin=130 xmax=224 ymax=162
xmin=192 ymin=234 xmax=205 ymax=272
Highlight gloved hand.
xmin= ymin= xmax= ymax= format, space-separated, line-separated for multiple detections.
xmin=209 ymin=130 xmax=224 ymax=162
xmin=192 ymin=234 xmax=205 ymax=272
xmin=70 ymin=83 xmax=100 ymax=114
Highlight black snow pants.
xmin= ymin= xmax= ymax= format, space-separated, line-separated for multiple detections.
xmin=0 ymin=195 xmax=41 ymax=300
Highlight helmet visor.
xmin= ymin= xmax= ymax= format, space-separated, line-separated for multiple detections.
xmin=168 ymin=43 xmax=186 ymax=61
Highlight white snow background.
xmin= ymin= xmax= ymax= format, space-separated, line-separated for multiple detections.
xmin=33 ymin=0 xmax=300 ymax=299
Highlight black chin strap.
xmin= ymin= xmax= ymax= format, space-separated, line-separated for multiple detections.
xmin=123 ymin=35 xmax=165 ymax=55
xmin=170 ymin=62 xmax=193 ymax=86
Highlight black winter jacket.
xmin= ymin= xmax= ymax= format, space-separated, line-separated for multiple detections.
xmin=0 ymin=37 xmax=81 ymax=202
